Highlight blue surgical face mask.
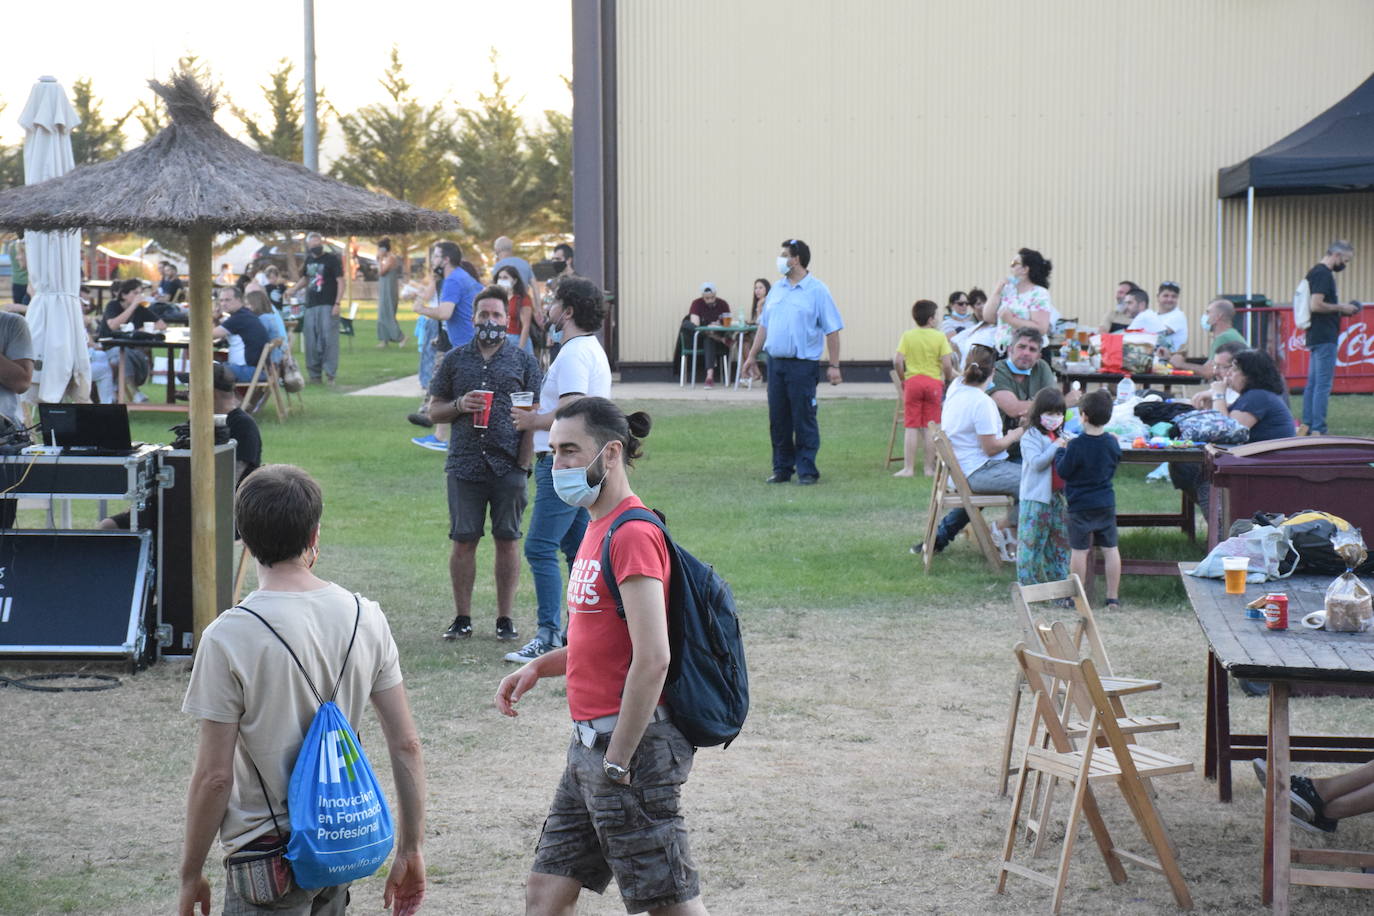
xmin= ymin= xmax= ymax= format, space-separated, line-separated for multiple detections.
xmin=548 ymin=307 xmax=565 ymax=345
xmin=1199 ymin=312 xmax=1212 ymax=334
xmin=552 ymin=442 xmax=610 ymax=508
xmin=777 ymin=256 xmax=791 ymax=277
xmin=1007 ymin=359 xmax=1033 ymax=375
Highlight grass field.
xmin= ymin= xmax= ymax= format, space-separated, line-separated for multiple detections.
xmin=3 ymin=320 xmax=1373 ymax=914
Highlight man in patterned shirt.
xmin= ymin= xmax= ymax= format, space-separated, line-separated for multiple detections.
xmin=428 ymin=285 xmax=542 ymax=642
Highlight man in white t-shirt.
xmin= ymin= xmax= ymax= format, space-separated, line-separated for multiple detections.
xmin=506 ymin=276 xmax=612 ymax=664
xmin=1153 ymin=281 xmax=1189 ymax=356
xmin=178 ymin=465 xmax=426 ymax=916
xmin=1121 ymin=287 xmax=1165 ymax=336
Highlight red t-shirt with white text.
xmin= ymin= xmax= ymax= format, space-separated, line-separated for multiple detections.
xmin=565 ymin=496 xmax=671 ymax=721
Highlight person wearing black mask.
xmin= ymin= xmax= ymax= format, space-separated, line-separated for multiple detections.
xmin=538 ymin=244 xmax=576 ymax=343
xmin=288 ymin=231 xmax=343 ymax=384
xmin=426 ymin=285 xmax=542 ymax=642
xmin=1301 ymin=239 xmax=1358 ymax=435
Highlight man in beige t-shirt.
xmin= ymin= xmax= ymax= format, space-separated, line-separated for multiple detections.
xmin=177 ymin=465 xmax=427 ymax=916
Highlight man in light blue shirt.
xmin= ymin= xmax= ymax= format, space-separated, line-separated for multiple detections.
xmin=491 ymin=235 xmax=535 ymax=287
xmin=743 ymin=238 xmax=844 ymax=484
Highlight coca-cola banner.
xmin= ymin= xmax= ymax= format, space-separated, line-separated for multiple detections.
xmin=1276 ymin=304 xmax=1374 ymax=394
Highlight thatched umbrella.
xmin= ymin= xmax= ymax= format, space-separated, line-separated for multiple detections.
xmin=0 ymin=71 xmax=458 ymax=644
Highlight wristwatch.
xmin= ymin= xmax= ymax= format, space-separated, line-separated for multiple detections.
xmin=603 ymin=758 xmax=630 ymax=782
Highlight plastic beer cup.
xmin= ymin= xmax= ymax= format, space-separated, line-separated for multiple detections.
xmin=511 ymin=391 xmax=534 ymax=411
xmin=721 ymin=313 xmax=732 ymax=327
xmin=1222 ymin=556 xmax=1248 ymax=595
xmin=472 ymin=390 xmax=494 ymax=428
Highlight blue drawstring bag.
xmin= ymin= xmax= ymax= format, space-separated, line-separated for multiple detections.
xmin=239 ymin=597 xmax=395 ymax=889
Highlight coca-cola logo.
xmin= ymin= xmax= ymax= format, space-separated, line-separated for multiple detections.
xmin=1282 ymin=314 xmax=1374 ymax=370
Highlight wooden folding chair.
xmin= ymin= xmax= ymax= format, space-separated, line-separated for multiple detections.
xmin=997 ymin=643 xmax=1194 ymax=913
xmin=236 ymin=339 xmax=289 ymax=422
xmin=997 ymin=576 xmax=1176 ymax=796
xmin=920 ymin=423 xmax=1012 ymax=573
xmin=884 ymin=369 xmax=904 ymax=469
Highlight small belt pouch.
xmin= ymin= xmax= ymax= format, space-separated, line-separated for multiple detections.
xmin=225 ymin=835 xmax=295 ymax=906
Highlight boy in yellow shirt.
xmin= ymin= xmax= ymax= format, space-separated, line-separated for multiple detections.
xmin=893 ymin=299 xmax=957 ymax=477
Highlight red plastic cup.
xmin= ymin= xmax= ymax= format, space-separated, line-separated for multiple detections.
xmin=472 ymin=390 xmax=494 ymax=428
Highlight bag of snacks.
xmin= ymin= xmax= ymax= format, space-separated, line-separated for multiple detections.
xmin=1324 ymin=528 xmax=1373 ymax=632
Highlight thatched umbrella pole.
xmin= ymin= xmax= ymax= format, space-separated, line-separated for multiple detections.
xmin=0 ymin=70 xmax=459 ymax=651
xmin=187 ymin=229 xmax=216 ymax=637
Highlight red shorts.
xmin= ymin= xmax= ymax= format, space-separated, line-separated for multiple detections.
xmin=903 ymin=374 xmax=944 ymax=428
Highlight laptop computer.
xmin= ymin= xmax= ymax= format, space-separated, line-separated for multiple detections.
xmin=38 ymin=403 xmax=135 ymax=454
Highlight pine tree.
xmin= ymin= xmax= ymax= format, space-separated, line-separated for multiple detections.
xmin=450 ymin=57 xmax=547 ymax=241
xmin=528 ymin=105 xmax=572 ymax=233
xmin=331 ymin=48 xmax=455 ymax=272
xmin=331 ymin=47 xmax=454 ymax=212
xmin=0 ymin=101 xmax=20 ymax=191
xmin=69 ymin=78 xmax=128 ymax=166
xmin=233 ymin=60 xmax=320 ymax=162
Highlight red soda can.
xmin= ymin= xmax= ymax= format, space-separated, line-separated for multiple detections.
xmin=1263 ymin=593 xmax=1289 ymax=630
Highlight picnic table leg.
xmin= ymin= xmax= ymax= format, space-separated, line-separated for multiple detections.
xmin=1263 ymin=682 xmax=1291 ymax=912
xmin=1181 ymin=486 xmax=1196 ymax=542
xmin=1205 ymin=650 xmax=1219 ymax=782
xmin=1217 ymin=653 xmax=1234 ymax=802
xmin=115 ymin=349 xmax=127 ymax=404
xmin=164 ymin=344 xmax=175 ymax=404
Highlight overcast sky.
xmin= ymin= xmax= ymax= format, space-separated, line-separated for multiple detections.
xmin=0 ymin=0 xmax=572 ymax=159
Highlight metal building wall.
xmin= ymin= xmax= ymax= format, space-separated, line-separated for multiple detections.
xmin=613 ymin=0 xmax=1374 ymax=364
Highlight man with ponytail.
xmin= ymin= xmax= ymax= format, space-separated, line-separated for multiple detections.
xmin=497 ymin=398 xmax=709 ymax=916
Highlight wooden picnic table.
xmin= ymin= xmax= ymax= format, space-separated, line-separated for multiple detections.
xmin=1054 ymin=368 xmax=1208 ymax=394
xmin=1181 ymin=562 xmax=1374 ymax=912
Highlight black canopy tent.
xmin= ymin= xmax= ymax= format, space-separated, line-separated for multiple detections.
xmin=1215 ymin=72 xmax=1374 ymax=301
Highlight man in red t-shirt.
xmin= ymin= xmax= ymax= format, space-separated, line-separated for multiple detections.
xmin=496 ymin=397 xmax=708 ymax=916
xmin=688 ymin=282 xmax=732 ymax=388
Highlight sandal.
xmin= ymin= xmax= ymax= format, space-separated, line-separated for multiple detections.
xmin=1105 ymin=598 xmax=1122 ymax=609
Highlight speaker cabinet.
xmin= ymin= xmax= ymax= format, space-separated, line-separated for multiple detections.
xmin=158 ymin=443 xmax=235 ymax=655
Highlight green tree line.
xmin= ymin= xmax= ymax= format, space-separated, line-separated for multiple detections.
xmin=0 ymin=50 xmax=570 ymax=261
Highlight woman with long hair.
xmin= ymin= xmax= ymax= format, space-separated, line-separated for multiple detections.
xmin=982 ymin=247 xmax=1053 ymax=353
xmin=495 ymin=263 xmax=536 ymax=355
xmin=375 ymin=238 xmax=404 ymax=347
xmin=1210 ymin=348 xmax=1295 ymax=443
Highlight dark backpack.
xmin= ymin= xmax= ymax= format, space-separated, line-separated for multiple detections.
xmin=601 ymin=507 xmax=749 ymax=748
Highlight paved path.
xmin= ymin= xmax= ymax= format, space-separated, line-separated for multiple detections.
xmin=350 ymin=374 xmax=896 ymax=401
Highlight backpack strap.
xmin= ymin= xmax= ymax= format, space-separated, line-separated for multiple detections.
xmin=234 ymin=594 xmax=362 ymax=705
xmin=233 ymin=593 xmax=364 ymax=838
xmin=600 ymin=507 xmax=670 ymax=621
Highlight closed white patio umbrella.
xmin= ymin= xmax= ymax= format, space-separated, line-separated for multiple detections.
xmin=20 ymin=75 xmax=89 ymax=403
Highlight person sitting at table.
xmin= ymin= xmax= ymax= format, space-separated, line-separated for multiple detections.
xmin=1206 ymin=348 xmax=1295 ymax=442
xmin=246 ymin=289 xmax=286 ymax=367
xmin=1119 ymin=286 xmax=1165 ymax=336
xmin=941 ymin=290 xmax=979 ymax=340
xmin=1175 ymin=297 xmax=1248 ymax=371
xmin=212 ymin=286 xmax=270 ymax=382
xmin=1172 ymin=348 xmax=1295 ymax=515
xmin=101 ymin=279 xmax=165 ymax=403
xmin=1154 ymin=280 xmax=1188 ymax=356
xmin=262 ymin=264 xmax=288 ymax=309
xmin=1099 ymin=280 xmax=1139 ymax=333
xmin=913 ymin=349 xmax=1025 ymax=560
xmin=988 ymin=327 xmax=1080 ymax=456
xmin=1254 ymin=757 xmax=1374 ymax=834
xmin=688 ymin=281 xmax=732 ymax=388
xmin=157 ymin=261 xmax=184 ymax=303
xmin=1188 ymin=340 xmax=1245 ymax=409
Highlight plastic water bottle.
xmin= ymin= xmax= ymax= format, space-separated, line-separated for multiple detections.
xmin=1115 ymin=376 xmax=1136 ymax=403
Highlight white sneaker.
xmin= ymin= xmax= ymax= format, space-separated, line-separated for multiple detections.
xmin=503 ymin=637 xmax=557 ymax=664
